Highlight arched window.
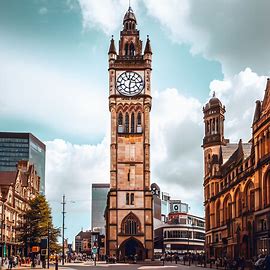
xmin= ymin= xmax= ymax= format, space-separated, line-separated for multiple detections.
xmin=131 ymin=113 xmax=135 ymax=133
xmin=205 ymin=205 xmax=210 ymax=231
xmin=264 ymin=171 xmax=270 ymax=206
xmin=118 ymin=112 xmax=123 ymax=125
xmin=137 ymin=112 xmax=142 ymax=133
xmin=130 ymin=42 xmax=135 ymax=56
xmin=216 ymin=200 xmax=220 ymax=227
xmin=125 ymin=43 xmax=129 ymax=56
xmin=121 ymin=213 xmax=141 ymax=235
xmin=118 ymin=112 xmax=123 ymax=133
xmin=223 ymin=194 xmax=232 ymax=223
xmin=245 ymin=181 xmax=255 ymax=211
xmin=125 ymin=113 xmax=129 ymax=133
xmin=235 ymin=189 xmax=242 ymax=217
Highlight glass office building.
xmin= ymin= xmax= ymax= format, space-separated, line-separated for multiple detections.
xmin=91 ymin=183 xmax=110 ymax=235
xmin=0 ymin=132 xmax=46 ymax=194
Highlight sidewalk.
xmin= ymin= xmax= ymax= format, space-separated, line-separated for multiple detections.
xmin=0 ymin=264 xmax=55 ymax=270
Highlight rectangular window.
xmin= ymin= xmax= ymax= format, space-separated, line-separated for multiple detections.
xmin=130 ymin=193 xmax=134 ymax=205
xmin=126 ymin=193 xmax=129 ymax=205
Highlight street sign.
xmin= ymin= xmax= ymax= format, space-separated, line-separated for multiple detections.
xmin=41 ymin=249 xmax=48 ymax=256
xmin=32 ymin=246 xmax=40 ymax=252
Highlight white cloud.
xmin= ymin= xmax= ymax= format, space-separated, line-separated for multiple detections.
xmin=210 ymin=68 xmax=267 ymax=142
xmin=78 ymin=0 xmax=270 ymax=76
xmin=143 ymin=0 xmax=270 ymax=76
xmin=43 ymin=67 xmax=268 ymax=231
xmin=45 ymin=137 xmax=110 ymax=236
xmin=77 ymin=0 xmax=139 ymax=35
xmin=0 ymin=51 xmax=108 ymax=142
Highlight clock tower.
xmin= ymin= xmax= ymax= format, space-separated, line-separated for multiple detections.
xmin=106 ymin=6 xmax=153 ymax=260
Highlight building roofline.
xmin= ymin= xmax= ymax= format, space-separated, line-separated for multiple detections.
xmin=92 ymin=183 xmax=110 ymax=188
xmin=0 ymin=132 xmax=46 ymax=150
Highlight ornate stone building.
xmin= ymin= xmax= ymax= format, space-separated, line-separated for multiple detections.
xmin=0 ymin=160 xmax=40 ymax=257
xmin=203 ymin=80 xmax=270 ymax=259
xmin=105 ymin=6 xmax=153 ymax=260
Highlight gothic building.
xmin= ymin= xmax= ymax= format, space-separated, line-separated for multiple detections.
xmin=0 ymin=160 xmax=40 ymax=257
xmin=105 ymin=7 xmax=153 ymax=260
xmin=203 ymin=80 xmax=270 ymax=259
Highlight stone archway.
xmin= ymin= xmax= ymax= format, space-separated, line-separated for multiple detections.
xmin=119 ymin=237 xmax=145 ymax=261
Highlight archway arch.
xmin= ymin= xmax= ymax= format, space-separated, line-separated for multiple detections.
xmin=119 ymin=237 xmax=145 ymax=261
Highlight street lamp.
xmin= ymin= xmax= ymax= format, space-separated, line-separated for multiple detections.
xmin=47 ymin=218 xmax=51 ymax=269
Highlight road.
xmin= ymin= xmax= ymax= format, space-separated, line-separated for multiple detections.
xmin=59 ymin=262 xmax=214 ymax=270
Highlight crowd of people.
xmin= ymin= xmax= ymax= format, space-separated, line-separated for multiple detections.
xmin=157 ymin=252 xmax=270 ymax=269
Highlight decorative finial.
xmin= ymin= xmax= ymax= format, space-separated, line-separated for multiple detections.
xmin=129 ymin=0 xmax=131 ymax=8
xmin=111 ymin=35 xmax=114 ymax=39
xmin=147 ymin=35 xmax=149 ymax=39
xmin=213 ymin=91 xmax=216 ymax=98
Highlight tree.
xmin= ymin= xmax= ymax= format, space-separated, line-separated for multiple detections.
xmin=18 ymin=194 xmax=61 ymax=255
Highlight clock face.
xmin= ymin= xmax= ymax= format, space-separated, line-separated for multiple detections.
xmin=116 ymin=71 xmax=144 ymax=96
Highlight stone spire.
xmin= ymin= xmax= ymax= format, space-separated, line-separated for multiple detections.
xmin=144 ymin=35 xmax=152 ymax=54
xmin=108 ymin=35 xmax=116 ymax=54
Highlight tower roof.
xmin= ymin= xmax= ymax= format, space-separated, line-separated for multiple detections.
xmin=204 ymin=92 xmax=223 ymax=111
xmin=262 ymin=78 xmax=270 ymax=112
xmin=123 ymin=6 xmax=137 ymax=24
xmin=108 ymin=36 xmax=116 ymax=54
xmin=209 ymin=91 xmax=222 ymax=106
xmin=144 ymin=36 xmax=152 ymax=54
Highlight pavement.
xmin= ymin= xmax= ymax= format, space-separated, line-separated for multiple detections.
xmin=0 ymin=261 xmax=252 ymax=270
xmin=57 ymin=261 xmax=220 ymax=270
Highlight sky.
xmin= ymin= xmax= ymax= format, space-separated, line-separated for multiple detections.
xmin=0 ymin=0 xmax=270 ymax=243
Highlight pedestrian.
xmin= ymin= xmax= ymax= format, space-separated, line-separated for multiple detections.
xmin=8 ymin=257 xmax=13 ymax=270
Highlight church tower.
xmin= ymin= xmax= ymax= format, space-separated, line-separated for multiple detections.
xmin=106 ymin=6 xmax=153 ymax=260
xmin=202 ymin=93 xmax=226 ymax=177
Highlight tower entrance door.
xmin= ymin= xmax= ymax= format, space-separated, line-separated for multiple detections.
xmin=119 ymin=238 xmax=144 ymax=261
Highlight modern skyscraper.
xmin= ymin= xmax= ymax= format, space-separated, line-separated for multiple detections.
xmin=106 ymin=6 xmax=154 ymax=260
xmin=0 ymin=132 xmax=46 ymax=194
xmin=91 ymin=183 xmax=110 ymax=234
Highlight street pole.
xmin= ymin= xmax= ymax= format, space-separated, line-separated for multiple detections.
xmin=1 ymin=202 xmax=4 ymax=266
xmin=47 ymin=222 xmax=50 ymax=269
xmin=61 ymin=195 xmax=66 ymax=266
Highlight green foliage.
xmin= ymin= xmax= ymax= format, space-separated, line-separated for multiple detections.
xmin=17 ymin=194 xmax=61 ymax=253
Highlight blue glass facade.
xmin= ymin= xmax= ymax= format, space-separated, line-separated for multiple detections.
xmin=0 ymin=132 xmax=46 ymax=194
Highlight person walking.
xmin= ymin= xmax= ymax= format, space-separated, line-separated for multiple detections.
xmin=8 ymin=257 xmax=13 ymax=270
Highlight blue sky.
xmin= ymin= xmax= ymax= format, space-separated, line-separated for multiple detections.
xmin=0 ymin=0 xmax=270 ymax=242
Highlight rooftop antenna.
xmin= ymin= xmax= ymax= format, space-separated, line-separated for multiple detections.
xmin=213 ymin=91 xmax=216 ymax=98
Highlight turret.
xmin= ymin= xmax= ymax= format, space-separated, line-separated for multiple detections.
xmin=108 ymin=36 xmax=117 ymax=61
xmin=143 ymin=35 xmax=152 ymax=61
xmin=203 ymin=92 xmax=226 ymax=148
xmin=119 ymin=6 xmax=142 ymax=57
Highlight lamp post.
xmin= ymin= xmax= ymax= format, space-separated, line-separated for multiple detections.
xmin=47 ymin=220 xmax=50 ymax=269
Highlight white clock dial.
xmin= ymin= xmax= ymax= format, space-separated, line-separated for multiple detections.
xmin=116 ymin=71 xmax=144 ymax=96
